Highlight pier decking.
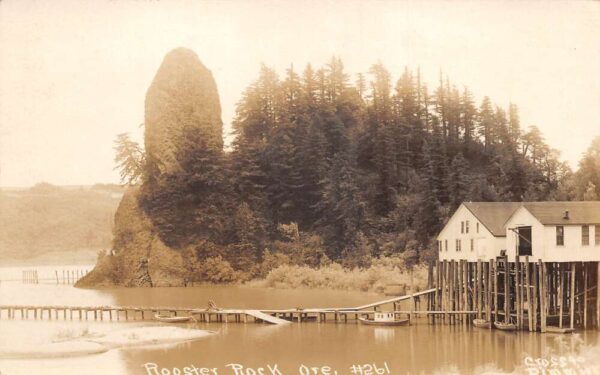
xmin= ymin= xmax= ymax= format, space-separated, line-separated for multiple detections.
xmin=0 ymin=289 xmax=439 ymax=325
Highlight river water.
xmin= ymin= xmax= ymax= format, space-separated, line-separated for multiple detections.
xmin=0 ymin=265 xmax=598 ymax=375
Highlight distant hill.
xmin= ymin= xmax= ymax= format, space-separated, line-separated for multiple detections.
xmin=0 ymin=183 xmax=124 ymax=265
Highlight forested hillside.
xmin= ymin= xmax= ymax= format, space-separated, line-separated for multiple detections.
xmin=226 ymin=60 xmax=571 ymax=269
xmin=84 ymin=49 xmax=592 ymax=289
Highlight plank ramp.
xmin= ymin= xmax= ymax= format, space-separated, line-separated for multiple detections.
xmin=258 ymin=288 xmax=438 ymax=313
xmin=349 ymin=288 xmax=437 ymax=311
xmin=245 ymin=310 xmax=291 ymax=325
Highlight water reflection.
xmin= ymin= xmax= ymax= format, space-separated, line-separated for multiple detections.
xmin=0 ymin=268 xmax=598 ymax=375
xmin=117 ymin=321 xmax=599 ymax=375
xmin=373 ymin=327 xmax=395 ymax=343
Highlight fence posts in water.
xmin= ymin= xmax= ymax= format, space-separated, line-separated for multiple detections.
xmin=21 ymin=270 xmax=39 ymax=284
xmin=57 ymin=269 xmax=88 ymax=284
xmin=17 ymin=269 xmax=89 ymax=285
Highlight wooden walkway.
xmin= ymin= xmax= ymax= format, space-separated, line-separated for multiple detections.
xmin=0 ymin=288 xmax=442 ymax=325
xmin=245 ymin=310 xmax=291 ymax=324
xmin=350 ymin=288 xmax=437 ymax=310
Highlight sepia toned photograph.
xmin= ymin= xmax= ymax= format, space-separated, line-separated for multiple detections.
xmin=1 ymin=1 xmax=600 ymax=374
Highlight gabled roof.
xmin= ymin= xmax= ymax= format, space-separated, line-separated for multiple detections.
xmin=521 ymin=201 xmax=600 ymax=225
xmin=463 ymin=202 xmax=522 ymax=237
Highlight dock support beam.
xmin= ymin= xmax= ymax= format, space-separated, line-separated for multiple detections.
xmin=504 ymin=258 xmax=510 ymax=324
xmin=597 ymin=262 xmax=600 ymax=330
xmin=570 ymin=262 xmax=576 ymax=330
xmin=539 ymin=260 xmax=547 ymax=333
xmin=584 ymin=262 xmax=589 ymax=329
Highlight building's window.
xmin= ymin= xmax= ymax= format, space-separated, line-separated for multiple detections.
xmin=466 ymin=220 xmax=469 ymax=234
xmin=518 ymin=226 xmax=532 ymax=256
xmin=556 ymin=226 xmax=564 ymax=246
xmin=476 ymin=222 xmax=479 ymax=233
xmin=470 ymin=238 xmax=474 ymax=252
xmin=582 ymin=225 xmax=590 ymax=246
xmin=596 ymin=225 xmax=600 ymax=246
xmin=438 ymin=240 xmax=442 ymax=252
xmin=461 ymin=222 xmax=464 ymax=234
xmin=445 ymin=240 xmax=448 ymax=251
xmin=456 ymin=239 xmax=461 ymax=252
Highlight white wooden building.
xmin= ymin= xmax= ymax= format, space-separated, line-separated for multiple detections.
xmin=438 ymin=201 xmax=600 ymax=262
xmin=505 ymin=202 xmax=600 ymax=262
xmin=436 ymin=202 xmax=520 ymax=262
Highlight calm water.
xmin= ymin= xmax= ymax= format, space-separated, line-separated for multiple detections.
xmin=0 ymin=265 xmax=598 ymax=375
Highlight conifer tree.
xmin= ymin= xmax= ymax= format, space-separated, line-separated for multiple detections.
xmin=317 ymin=151 xmax=364 ymax=259
xmin=478 ymin=96 xmax=495 ymax=151
xmin=446 ymin=153 xmax=470 ymax=211
xmin=460 ymin=88 xmax=477 ymax=150
xmin=508 ymin=103 xmax=521 ymax=152
xmin=368 ymin=63 xmax=398 ymax=213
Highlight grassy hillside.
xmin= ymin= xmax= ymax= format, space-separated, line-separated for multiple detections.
xmin=0 ymin=183 xmax=124 ymax=265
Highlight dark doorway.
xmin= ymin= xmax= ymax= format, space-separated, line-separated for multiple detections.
xmin=518 ymin=226 xmax=532 ymax=256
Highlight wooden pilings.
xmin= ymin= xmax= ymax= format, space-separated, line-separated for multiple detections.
xmin=597 ymin=262 xmax=600 ymax=329
xmin=525 ymin=256 xmax=535 ymax=332
xmin=431 ymin=259 xmax=600 ymax=332
xmin=504 ymin=257 xmax=510 ymax=324
xmin=570 ymin=262 xmax=576 ymax=329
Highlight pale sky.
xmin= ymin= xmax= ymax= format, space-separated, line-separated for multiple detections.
xmin=1 ymin=0 xmax=599 ymax=187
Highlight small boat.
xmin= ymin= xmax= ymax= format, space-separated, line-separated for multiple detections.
xmin=358 ymin=312 xmax=409 ymax=326
xmin=472 ymin=319 xmax=491 ymax=328
xmin=494 ymin=321 xmax=517 ymax=331
xmin=546 ymin=326 xmax=575 ymax=334
xmin=154 ymin=314 xmax=191 ymax=323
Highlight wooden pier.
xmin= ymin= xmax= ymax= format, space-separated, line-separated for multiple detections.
xmin=0 ymin=289 xmax=441 ymax=325
xmin=0 ymin=304 xmax=417 ymax=324
xmin=430 ymin=257 xmax=599 ymax=332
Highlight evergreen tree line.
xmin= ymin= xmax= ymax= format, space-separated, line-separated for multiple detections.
xmin=121 ymin=58 xmax=586 ymax=280
xmin=228 ymin=59 xmax=570 ymax=267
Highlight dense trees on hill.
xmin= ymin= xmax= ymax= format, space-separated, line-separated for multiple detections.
xmin=572 ymin=136 xmax=600 ymax=201
xmin=117 ymin=57 xmax=578 ymax=280
xmin=226 ymin=58 xmax=570 ymax=269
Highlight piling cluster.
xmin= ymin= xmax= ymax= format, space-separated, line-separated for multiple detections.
xmin=430 ymin=256 xmax=599 ymax=331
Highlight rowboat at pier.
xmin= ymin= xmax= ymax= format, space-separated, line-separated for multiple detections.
xmin=154 ymin=314 xmax=191 ymax=323
xmin=472 ymin=319 xmax=491 ymax=328
xmin=493 ymin=321 xmax=517 ymax=331
xmin=358 ymin=312 xmax=409 ymax=326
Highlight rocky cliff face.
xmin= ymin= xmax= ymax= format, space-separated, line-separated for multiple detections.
xmin=77 ymin=187 xmax=186 ymax=287
xmin=145 ymin=47 xmax=223 ymax=176
xmin=78 ymin=48 xmax=223 ymax=288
